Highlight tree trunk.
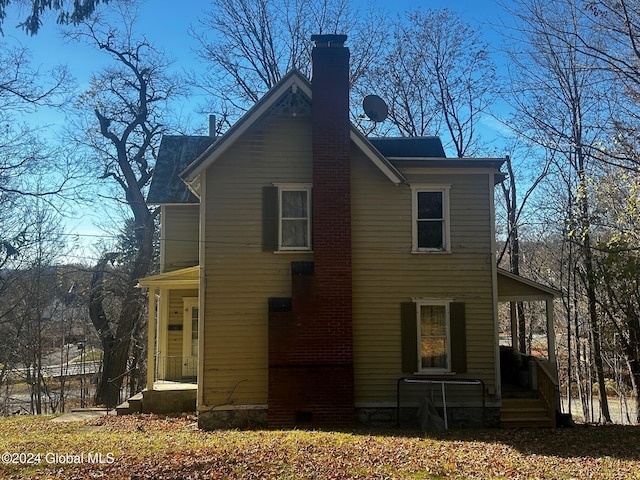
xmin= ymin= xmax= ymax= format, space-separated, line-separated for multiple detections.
xmin=580 ymin=228 xmax=611 ymax=422
xmin=90 ymin=217 xmax=154 ymax=408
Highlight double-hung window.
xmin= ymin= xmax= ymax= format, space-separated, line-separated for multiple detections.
xmin=401 ymin=301 xmax=466 ymax=374
xmin=412 ymin=186 xmax=450 ymax=252
xmin=418 ymin=302 xmax=450 ymax=371
xmin=279 ymin=185 xmax=311 ymax=250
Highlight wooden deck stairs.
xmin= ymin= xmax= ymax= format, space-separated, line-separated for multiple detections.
xmin=501 ymin=396 xmax=554 ymax=428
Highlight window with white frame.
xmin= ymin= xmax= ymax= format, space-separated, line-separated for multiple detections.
xmin=418 ymin=302 xmax=451 ymax=372
xmin=412 ymin=186 xmax=450 ymax=252
xmin=279 ymin=186 xmax=311 ymax=250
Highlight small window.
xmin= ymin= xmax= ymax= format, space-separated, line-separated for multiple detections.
xmin=412 ymin=186 xmax=450 ymax=252
xmin=279 ymin=187 xmax=311 ymax=250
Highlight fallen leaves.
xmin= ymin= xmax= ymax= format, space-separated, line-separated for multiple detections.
xmin=0 ymin=414 xmax=639 ymax=479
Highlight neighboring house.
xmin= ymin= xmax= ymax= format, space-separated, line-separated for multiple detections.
xmin=133 ymin=34 xmax=562 ymax=429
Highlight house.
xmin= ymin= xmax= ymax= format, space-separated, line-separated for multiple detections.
xmin=132 ymin=34 xmax=562 ymax=429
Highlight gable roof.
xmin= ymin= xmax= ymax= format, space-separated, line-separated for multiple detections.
xmin=148 ymin=135 xmax=217 ymax=204
xmin=180 ymin=69 xmax=405 ymax=187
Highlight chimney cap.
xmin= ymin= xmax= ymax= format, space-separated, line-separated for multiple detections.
xmin=311 ymin=34 xmax=347 ymax=47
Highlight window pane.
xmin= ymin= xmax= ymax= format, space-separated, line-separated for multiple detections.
xmin=282 ymin=190 xmax=307 ymax=218
xmin=421 ymin=305 xmax=445 ymax=334
xmin=421 ymin=338 xmax=447 ymax=369
xmin=418 ymin=191 xmax=442 ymax=219
xmin=420 ymin=305 xmax=447 ymax=370
xmin=192 ymin=307 xmax=198 ymax=356
xmin=282 ymin=219 xmax=308 ymax=247
xmin=417 ymin=221 xmax=443 ymax=249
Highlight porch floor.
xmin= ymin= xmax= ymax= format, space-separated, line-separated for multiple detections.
xmin=153 ymin=381 xmax=198 ymax=391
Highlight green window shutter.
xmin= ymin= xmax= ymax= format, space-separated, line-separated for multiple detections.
xmin=400 ymin=302 xmax=418 ymax=374
xmin=262 ymin=186 xmax=279 ymax=251
xmin=450 ymin=302 xmax=467 ymax=373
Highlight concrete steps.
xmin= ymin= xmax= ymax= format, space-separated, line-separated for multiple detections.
xmin=115 ymin=392 xmax=143 ymax=416
xmin=115 ymin=387 xmax=196 ymax=415
xmin=501 ymin=397 xmax=554 ymax=428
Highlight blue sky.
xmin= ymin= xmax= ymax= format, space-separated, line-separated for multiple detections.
xmin=3 ymin=0 xmax=509 ymax=132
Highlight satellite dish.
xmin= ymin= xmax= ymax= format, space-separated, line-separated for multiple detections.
xmin=363 ymin=94 xmax=388 ymax=122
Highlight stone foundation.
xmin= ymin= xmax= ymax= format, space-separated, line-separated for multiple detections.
xmin=198 ymin=406 xmax=268 ymax=430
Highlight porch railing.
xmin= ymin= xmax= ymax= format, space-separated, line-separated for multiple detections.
xmin=533 ymin=357 xmax=559 ymax=428
xmin=155 ymin=356 xmax=197 ymax=383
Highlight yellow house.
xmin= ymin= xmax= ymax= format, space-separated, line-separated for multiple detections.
xmin=131 ymin=34 xmax=562 ymax=429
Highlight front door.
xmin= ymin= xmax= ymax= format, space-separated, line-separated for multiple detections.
xmin=182 ymin=298 xmax=198 ymax=379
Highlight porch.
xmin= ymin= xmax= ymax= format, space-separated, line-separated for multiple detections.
xmin=116 ymin=381 xmax=197 ymax=415
xmin=124 ymin=266 xmax=200 ymax=415
xmin=497 ymin=269 xmax=563 ymax=427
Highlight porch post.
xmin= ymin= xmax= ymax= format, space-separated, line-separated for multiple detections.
xmin=146 ymin=288 xmax=157 ymax=391
xmin=546 ymin=299 xmax=557 ymax=378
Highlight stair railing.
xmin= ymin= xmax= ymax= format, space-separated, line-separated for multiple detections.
xmin=533 ymin=357 xmax=559 ymax=428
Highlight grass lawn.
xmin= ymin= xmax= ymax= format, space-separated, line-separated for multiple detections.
xmin=0 ymin=414 xmax=639 ymax=479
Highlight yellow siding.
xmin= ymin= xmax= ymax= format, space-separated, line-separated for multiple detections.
xmin=351 ymin=150 xmax=497 ymax=407
xmin=161 ymin=205 xmax=199 ymax=273
xmin=201 ymin=114 xmax=313 ymax=406
xmin=199 ymin=112 xmax=498 ymax=409
xmin=165 ymin=289 xmax=198 ymax=358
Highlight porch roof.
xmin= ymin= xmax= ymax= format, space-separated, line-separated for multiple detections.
xmin=137 ymin=266 xmax=199 ymax=288
xmin=497 ymin=268 xmax=561 ymax=302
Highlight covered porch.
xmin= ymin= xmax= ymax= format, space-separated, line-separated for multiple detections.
xmin=497 ymin=268 xmax=563 ymax=427
xmin=137 ymin=266 xmax=200 ymax=393
xmin=117 ymin=266 xmax=200 ymax=415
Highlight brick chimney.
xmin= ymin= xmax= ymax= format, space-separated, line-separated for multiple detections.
xmin=310 ymin=33 xmax=354 ymax=424
xmin=267 ymin=34 xmax=354 ymax=428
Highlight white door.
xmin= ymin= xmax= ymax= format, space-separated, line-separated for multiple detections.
xmin=182 ymin=298 xmax=198 ymax=378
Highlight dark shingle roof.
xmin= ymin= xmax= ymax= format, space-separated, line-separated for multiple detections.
xmin=147 ymin=135 xmax=217 ymax=204
xmin=368 ymin=136 xmax=446 ymax=158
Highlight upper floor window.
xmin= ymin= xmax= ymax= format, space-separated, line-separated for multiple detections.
xmin=412 ymin=186 xmax=450 ymax=252
xmin=279 ymin=187 xmax=311 ymax=250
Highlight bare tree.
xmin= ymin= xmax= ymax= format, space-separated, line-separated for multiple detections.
xmin=357 ymin=9 xmax=497 ymax=156
xmin=497 ymin=149 xmax=551 ymax=353
xmin=67 ymin=4 xmax=183 ymax=407
xmin=0 ymin=199 xmax=69 ymax=414
xmin=501 ymin=0 xmax=614 ymax=422
xmin=191 ymin=0 xmax=388 ymax=131
xmin=0 ymin=38 xmax=76 ymax=261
